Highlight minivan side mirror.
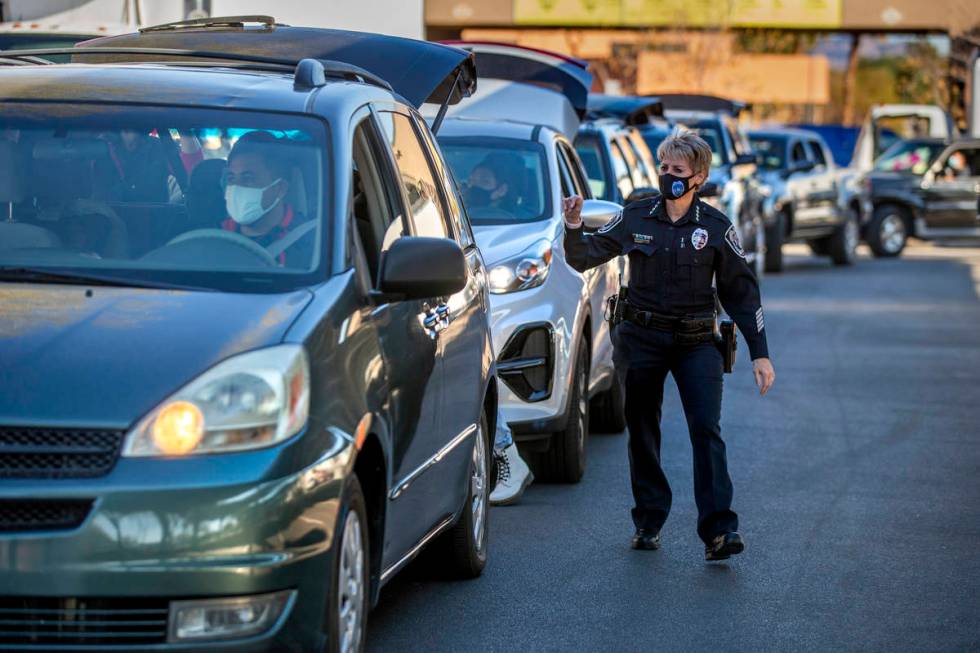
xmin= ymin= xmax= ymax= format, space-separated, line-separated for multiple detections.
xmin=581 ymin=199 xmax=624 ymax=230
xmin=626 ymin=186 xmax=659 ymax=203
xmin=377 ymin=237 xmax=466 ymax=301
xmin=699 ymin=181 xmax=721 ymax=198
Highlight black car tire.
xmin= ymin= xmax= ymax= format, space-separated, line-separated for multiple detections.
xmin=326 ymin=476 xmax=369 ymax=653
xmin=764 ymin=212 xmax=785 ymax=273
xmin=590 ymin=373 xmax=626 ymax=434
xmin=433 ymin=409 xmax=491 ymax=579
xmin=866 ymin=204 xmax=908 ymax=258
xmin=828 ymin=208 xmax=859 ymax=266
xmin=532 ymin=338 xmax=589 ymax=483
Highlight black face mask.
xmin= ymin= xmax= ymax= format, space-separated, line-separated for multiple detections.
xmin=658 ymin=172 xmax=696 ymax=200
xmin=464 ymin=185 xmax=493 ymax=207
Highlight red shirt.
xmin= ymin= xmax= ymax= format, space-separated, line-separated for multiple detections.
xmin=223 ymin=205 xmax=295 ymax=266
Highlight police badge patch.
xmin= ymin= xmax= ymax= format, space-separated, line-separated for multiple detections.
xmin=724 ymin=225 xmax=745 ymax=258
xmin=691 ymin=228 xmax=709 ymax=250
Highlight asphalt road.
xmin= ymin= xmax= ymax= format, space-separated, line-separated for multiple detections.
xmin=367 ymin=240 xmax=980 ymax=653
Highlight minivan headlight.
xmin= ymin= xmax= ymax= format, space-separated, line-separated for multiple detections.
xmin=487 ymin=239 xmax=552 ymax=294
xmin=124 ymin=345 xmax=309 ymax=457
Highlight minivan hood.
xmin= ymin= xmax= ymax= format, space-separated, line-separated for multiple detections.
xmin=0 ymin=284 xmax=312 ymax=428
xmin=473 ymin=220 xmax=558 ymax=266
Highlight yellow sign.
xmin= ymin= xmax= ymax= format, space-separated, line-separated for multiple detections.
xmin=514 ymin=0 xmax=622 ymax=26
xmin=514 ymin=0 xmax=842 ymax=27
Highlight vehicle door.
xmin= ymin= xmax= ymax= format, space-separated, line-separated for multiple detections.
xmin=921 ymin=145 xmax=980 ymax=230
xmin=557 ymin=139 xmax=615 ymax=379
xmin=786 ymin=138 xmax=818 ymax=228
xmin=411 ymin=109 xmax=488 ymax=473
xmin=370 ymin=107 xmax=467 ymax=559
xmin=805 ymin=138 xmax=839 ymax=227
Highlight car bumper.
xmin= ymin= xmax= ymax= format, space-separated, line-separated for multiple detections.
xmin=487 ymin=278 xmax=580 ymax=439
xmin=0 ymin=433 xmax=352 ymax=651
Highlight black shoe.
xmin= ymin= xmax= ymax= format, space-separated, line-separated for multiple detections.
xmin=705 ymin=531 xmax=745 ymax=561
xmin=631 ymin=529 xmax=661 ymax=550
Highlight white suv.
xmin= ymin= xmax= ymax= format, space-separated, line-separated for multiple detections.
xmin=435 ymin=43 xmax=625 ymax=481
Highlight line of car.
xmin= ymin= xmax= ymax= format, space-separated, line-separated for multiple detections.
xmin=1 ymin=17 xmax=977 ymax=653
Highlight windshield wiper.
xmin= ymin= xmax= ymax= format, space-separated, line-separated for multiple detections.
xmin=0 ymin=266 xmax=215 ymax=292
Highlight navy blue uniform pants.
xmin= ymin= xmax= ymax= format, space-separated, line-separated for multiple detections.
xmin=613 ymin=321 xmax=738 ymax=544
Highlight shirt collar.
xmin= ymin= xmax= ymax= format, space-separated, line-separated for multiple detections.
xmin=648 ymin=195 xmax=702 ymax=225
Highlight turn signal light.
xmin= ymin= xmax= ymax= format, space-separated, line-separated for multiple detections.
xmin=152 ymin=401 xmax=204 ymax=455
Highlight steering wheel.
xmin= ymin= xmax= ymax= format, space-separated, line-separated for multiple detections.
xmin=164 ymin=229 xmax=278 ymax=266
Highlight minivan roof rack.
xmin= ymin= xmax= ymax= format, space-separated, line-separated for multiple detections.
xmin=140 ymin=15 xmax=277 ymax=33
xmin=0 ymin=47 xmax=393 ymax=92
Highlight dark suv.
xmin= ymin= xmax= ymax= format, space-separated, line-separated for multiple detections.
xmin=0 ymin=17 xmax=496 ymax=652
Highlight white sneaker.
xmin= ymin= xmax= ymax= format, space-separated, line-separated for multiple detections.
xmin=490 ymin=443 xmax=533 ymax=506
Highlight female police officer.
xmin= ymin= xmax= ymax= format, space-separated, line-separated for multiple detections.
xmin=562 ymin=129 xmax=775 ymax=561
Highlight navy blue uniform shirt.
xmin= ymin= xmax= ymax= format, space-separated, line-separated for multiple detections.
xmin=564 ymin=195 xmax=769 ymax=360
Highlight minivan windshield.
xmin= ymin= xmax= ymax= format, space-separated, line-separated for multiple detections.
xmin=438 ymin=137 xmax=550 ymax=225
xmin=0 ymin=103 xmax=328 ymax=293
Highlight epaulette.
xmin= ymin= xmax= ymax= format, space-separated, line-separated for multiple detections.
xmin=624 ymin=195 xmax=660 ymax=213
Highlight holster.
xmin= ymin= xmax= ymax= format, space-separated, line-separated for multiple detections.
xmin=605 ymin=285 xmax=628 ymax=326
xmin=715 ymin=319 xmax=737 ymax=373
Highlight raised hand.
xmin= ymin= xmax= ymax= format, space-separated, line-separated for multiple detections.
xmin=562 ymin=195 xmax=584 ymax=228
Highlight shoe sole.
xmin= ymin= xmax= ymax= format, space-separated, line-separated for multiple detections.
xmin=631 ymin=540 xmax=661 ymax=551
xmin=489 ymin=471 xmax=534 ymax=506
xmin=705 ymin=539 xmax=745 ymax=561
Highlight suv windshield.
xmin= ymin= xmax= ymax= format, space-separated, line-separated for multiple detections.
xmin=439 ymin=137 xmax=550 ymax=225
xmin=0 ymin=103 xmax=328 ymax=292
xmin=748 ymin=135 xmax=787 ymax=170
xmin=874 ymin=140 xmax=945 ymax=175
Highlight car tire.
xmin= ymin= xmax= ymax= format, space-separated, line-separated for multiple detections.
xmin=764 ymin=212 xmax=785 ymax=273
xmin=828 ymin=208 xmax=859 ymax=266
xmin=590 ymin=373 xmax=626 ymax=434
xmin=866 ymin=204 xmax=908 ymax=258
xmin=532 ymin=338 xmax=589 ymax=483
xmin=433 ymin=409 xmax=490 ymax=579
xmin=326 ymin=476 xmax=369 ymax=653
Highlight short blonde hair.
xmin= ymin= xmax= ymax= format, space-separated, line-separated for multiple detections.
xmin=657 ymin=129 xmax=713 ymax=182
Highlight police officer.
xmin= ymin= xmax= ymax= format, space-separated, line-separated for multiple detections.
xmin=562 ymin=129 xmax=775 ymax=561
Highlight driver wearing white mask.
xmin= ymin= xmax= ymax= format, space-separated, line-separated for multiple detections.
xmin=222 ymin=131 xmax=314 ymax=267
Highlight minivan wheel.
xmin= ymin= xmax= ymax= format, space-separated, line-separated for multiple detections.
xmin=327 ymin=477 xmax=368 ymax=653
xmin=764 ymin=212 xmax=785 ymax=273
xmin=828 ymin=208 xmax=859 ymax=266
xmin=533 ymin=338 xmax=589 ymax=483
xmin=434 ymin=410 xmax=490 ymax=579
xmin=590 ymin=373 xmax=626 ymax=434
xmin=866 ymin=204 xmax=908 ymax=258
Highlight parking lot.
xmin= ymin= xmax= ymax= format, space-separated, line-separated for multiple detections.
xmin=368 ymin=240 xmax=980 ymax=652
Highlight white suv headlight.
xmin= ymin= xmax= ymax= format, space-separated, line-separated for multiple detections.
xmin=124 ymin=345 xmax=310 ymax=457
xmin=487 ymin=239 xmax=552 ymax=294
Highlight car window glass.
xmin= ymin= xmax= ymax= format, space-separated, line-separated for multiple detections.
xmin=438 ymin=136 xmax=551 ymax=225
xmin=938 ymin=147 xmax=980 ymax=180
xmin=351 ymin=116 xmax=404 ymax=283
xmin=616 ymin=135 xmax=646 ymax=190
xmin=748 ymin=136 xmax=786 ymax=170
xmin=873 ymin=140 xmax=945 ymax=174
xmin=557 ymin=141 xmax=589 ymax=198
xmin=625 ymin=132 xmax=657 ymax=188
xmin=0 ymin=104 xmax=328 ymax=293
xmin=556 ymin=147 xmax=574 ymax=197
xmin=609 ymin=140 xmax=634 ymax=200
xmin=807 ymin=141 xmax=828 ymax=167
xmin=691 ymin=125 xmax=725 ymax=166
xmin=377 ymin=111 xmax=451 ymax=239
xmin=414 ymin=115 xmax=475 ymax=248
xmin=574 ymin=138 xmax=608 ymax=199
xmin=791 ymin=141 xmax=809 ymax=164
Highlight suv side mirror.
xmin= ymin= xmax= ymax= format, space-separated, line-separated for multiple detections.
xmin=699 ymin=182 xmax=721 ymax=198
xmin=734 ymin=153 xmax=756 ymax=166
xmin=581 ymin=199 xmax=624 ymax=230
xmin=626 ymin=186 xmax=659 ymax=203
xmin=377 ymin=237 xmax=466 ymax=301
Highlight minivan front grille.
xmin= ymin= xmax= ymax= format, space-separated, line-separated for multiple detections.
xmin=0 ymin=597 xmax=169 ymax=646
xmin=0 ymin=499 xmax=93 ymax=532
xmin=0 ymin=428 xmax=124 ymax=479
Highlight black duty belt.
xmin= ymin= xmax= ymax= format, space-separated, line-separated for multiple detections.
xmin=622 ymin=304 xmax=716 ymax=344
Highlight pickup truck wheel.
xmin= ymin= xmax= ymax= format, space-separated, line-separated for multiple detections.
xmin=764 ymin=212 xmax=785 ymax=273
xmin=590 ymin=373 xmax=626 ymax=434
xmin=433 ymin=410 xmax=491 ymax=579
xmin=866 ymin=204 xmax=908 ymax=258
xmin=532 ymin=338 xmax=589 ymax=483
xmin=828 ymin=208 xmax=859 ymax=265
